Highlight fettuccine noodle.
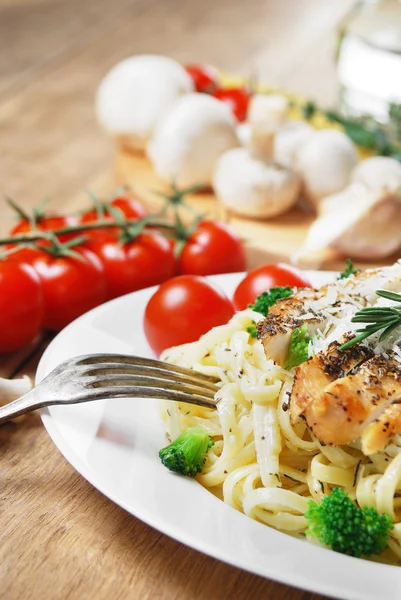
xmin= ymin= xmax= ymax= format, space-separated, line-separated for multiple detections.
xmin=161 ymin=309 xmax=401 ymax=564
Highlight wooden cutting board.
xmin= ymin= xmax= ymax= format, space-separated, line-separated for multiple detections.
xmin=115 ymin=147 xmax=398 ymax=272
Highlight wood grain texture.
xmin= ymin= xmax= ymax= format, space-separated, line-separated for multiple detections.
xmin=0 ymin=0 xmax=354 ymax=598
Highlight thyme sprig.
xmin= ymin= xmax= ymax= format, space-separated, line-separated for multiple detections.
xmin=339 ymin=290 xmax=401 ymax=350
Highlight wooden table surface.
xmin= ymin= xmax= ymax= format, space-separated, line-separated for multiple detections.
xmin=0 ymin=1 xmax=355 ymax=598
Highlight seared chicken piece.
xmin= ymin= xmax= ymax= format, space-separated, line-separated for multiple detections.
xmin=291 ymin=351 xmax=401 ymax=454
xmin=256 ymin=289 xmax=323 ymax=365
xmin=290 ymin=341 xmax=373 ymax=424
xmin=362 ymin=403 xmax=401 ymax=455
xmin=257 ymin=261 xmax=401 ymax=367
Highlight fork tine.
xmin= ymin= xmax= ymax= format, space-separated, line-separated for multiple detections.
xmin=75 ymin=354 xmax=220 ymax=383
xmin=81 ymin=364 xmax=219 ymax=393
xmin=83 ymin=385 xmax=218 ymax=409
xmin=85 ymin=374 xmax=217 ymax=399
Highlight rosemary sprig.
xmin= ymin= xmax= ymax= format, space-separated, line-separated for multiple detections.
xmin=339 ymin=290 xmax=401 ymax=350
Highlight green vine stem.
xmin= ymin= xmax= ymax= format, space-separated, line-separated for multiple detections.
xmin=0 ymin=217 xmax=176 ymax=246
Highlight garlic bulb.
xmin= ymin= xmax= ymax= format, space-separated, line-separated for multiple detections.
xmin=95 ymin=55 xmax=194 ymax=151
xmin=0 ymin=375 xmax=32 ymax=422
xmin=294 ymin=183 xmax=401 ymax=267
xmin=213 ymin=147 xmax=300 ymax=219
xmin=351 ymin=156 xmax=401 ymax=193
xmin=296 ymin=129 xmax=358 ymax=206
xmin=148 ymin=93 xmax=239 ymax=187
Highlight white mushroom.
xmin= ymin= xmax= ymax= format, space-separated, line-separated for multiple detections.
xmin=95 ymin=55 xmax=194 ymax=151
xmin=213 ymin=147 xmax=301 ymax=219
xmin=294 ymin=183 xmax=401 ymax=267
xmin=148 ymin=93 xmax=239 ymax=187
xmin=274 ymin=121 xmax=314 ymax=168
xmin=247 ymin=94 xmax=289 ymax=160
xmin=296 ymin=129 xmax=358 ymax=207
xmin=351 ymin=156 xmax=401 ymax=193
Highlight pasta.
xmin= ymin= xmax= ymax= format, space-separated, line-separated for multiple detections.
xmin=161 ymin=308 xmax=401 ymax=564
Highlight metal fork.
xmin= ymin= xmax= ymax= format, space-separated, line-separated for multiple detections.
xmin=0 ymin=354 xmax=221 ymax=425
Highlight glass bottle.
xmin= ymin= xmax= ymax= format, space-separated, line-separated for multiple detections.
xmin=336 ymin=0 xmax=401 ymax=121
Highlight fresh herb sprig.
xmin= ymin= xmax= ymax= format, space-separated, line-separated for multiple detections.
xmin=339 ymin=289 xmax=401 ymax=350
xmin=338 ymin=258 xmax=360 ymax=280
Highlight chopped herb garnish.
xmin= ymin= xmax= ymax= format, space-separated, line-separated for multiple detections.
xmin=338 ymin=258 xmax=360 ymax=280
xmin=247 ymin=320 xmax=257 ymax=338
xmin=248 ymin=286 xmax=293 ymax=317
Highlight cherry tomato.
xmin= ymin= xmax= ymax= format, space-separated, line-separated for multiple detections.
xmin=81 ymin=196 xmax=147 ymax=241
xmin=84 ymin=231 xmax=176 ymax=300
xmin=144 ymin=275 xmax=235 ymax=356
xmin=81 ymin=195 xmax=147 ymax=224
xmin=0 ymin=260 xmax=44 ymax=354
xmin=233 ymin=263 xmax=311 ymax=310
xmin=13 ymin=246 xmax=107 ymax=332
xmin=179 ymin=220 xmax=246 ymax=276
xmin=185 ymin=64 xmax=219 ymax=93
xmin=213 ymin=87 xmax=250 ymax=122
xmin=10 ymin=214 xmax=78 ymax=242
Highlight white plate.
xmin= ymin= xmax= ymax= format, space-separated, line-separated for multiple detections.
xmin=37 ymin=272 xmax=401 ymax=600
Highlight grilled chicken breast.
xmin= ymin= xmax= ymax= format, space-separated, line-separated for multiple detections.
xmin=291 ymin=349 xmax=401 ymax=454
xmin=257 ymin=261 xmax=401 ymax=367
xmin=290 ymin=341 xmax=373 ymax=425
xmin=257 ymin=261 xmax=401 ymax=454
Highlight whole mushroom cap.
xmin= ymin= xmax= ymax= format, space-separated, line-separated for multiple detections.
xmin=95 ymin=55 xmax=194 ymax=151
xmin=148 ymin=93 xmax=239 ymax=188
xmin=274 ymin=121 xmax=314 ymax=168
xmin=296 ymin=129 xmax=358 ymax=205
xmin=213 ymin=147 xmax=300 ymax=219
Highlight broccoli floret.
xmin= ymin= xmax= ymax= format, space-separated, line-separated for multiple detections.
xmin=248 ymin=286 xmax=293 ymax=317
xmin=159 ymin=426 xmax=214 ymax=478
xmin=338 ymin=258 xmax=360 ymax=280
xmin=306 ymin=487 xmax=393 ymax=558
xmin=284 ymin=324 xmax=311 ymax=370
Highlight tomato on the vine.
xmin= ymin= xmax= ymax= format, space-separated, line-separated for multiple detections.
xmin=178 ymin=220 xmax=246 ymax=276
xmin=213 ymin=87 xmax=250 ymax=122
xmin=233 ymin=263 xmax=311 ymax=310
xmin=185 ymin=64 xmax=219 ymax=93
xmin=144 ymin=275 xmax=235 ymax=356
xmin=0 ymin=260 xmax=44 ymax=354
xmin=84 ymin=231 xmax=177 ymax=300
xmin=13 ymin=246 xmax=107 ymax=332
xmin=10 ymin=214 xmax=78 ymax=242
xmin=81 ymin=195 xmax=147 ymax=224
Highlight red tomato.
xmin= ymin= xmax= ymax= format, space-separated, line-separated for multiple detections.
xmin=179 ymin=220 xmax=246 ymax=276
xmin=84 ymin=231 xmax=177 ymax=300
xmin=185 ymin=64 xmax=219 ymax=93
xmin=213 ymin=87 xmax=250 ymax=122
xmin=0 ymin=260 xmax=44 ymax=354
xmin=81 ymin=195 xmax=147 ymax=224
xmin=13 ymin=246 xmax=107 ymax=332
xmin=144 ymin=275 xmax=235 ymax=356
xmin=81 ymin=196 xmax=147 ymax=241
xmin=10 ymin=214 xmax=78 ymax=242
xmin=233 ymin=263 xmax=311 ymax=310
